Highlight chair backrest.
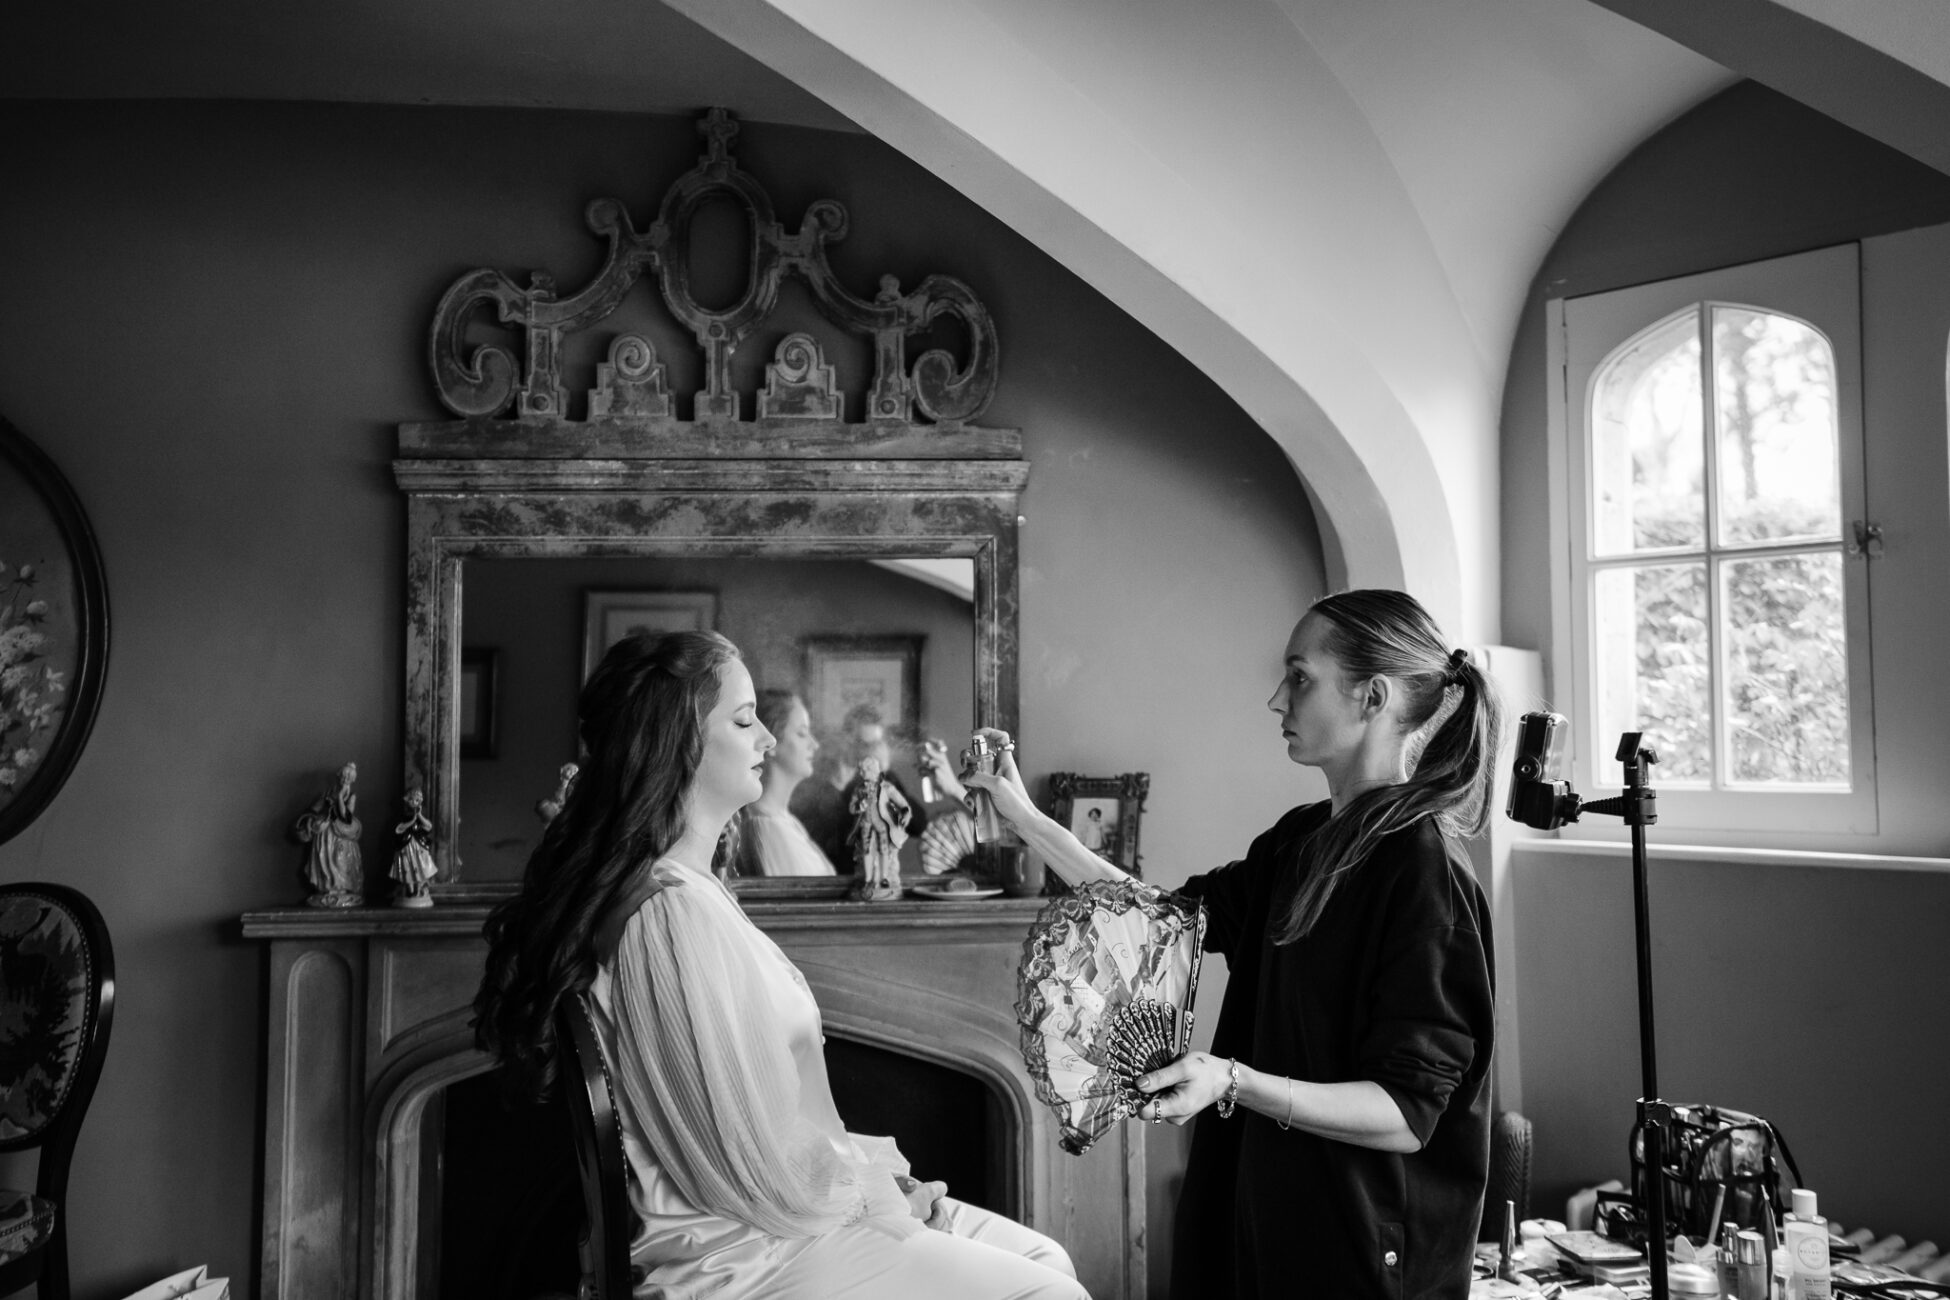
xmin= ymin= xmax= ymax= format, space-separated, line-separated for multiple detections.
xmin=0 ymin=882 xmax=114 ymax=1194
xmin=1480 ymin=1109 xmax=1534 ymax=1241
xmin=558 ymin=995 xmax=633 ymax=1300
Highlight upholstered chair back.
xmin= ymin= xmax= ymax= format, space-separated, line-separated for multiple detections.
xmin=0 ymin=888 xmax=110 ymax=1150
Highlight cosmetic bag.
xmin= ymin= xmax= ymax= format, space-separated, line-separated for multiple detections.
xmin=1628 ymin=1103 xmax=1804 ymax=1240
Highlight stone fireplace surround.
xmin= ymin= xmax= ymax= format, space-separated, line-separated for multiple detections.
xmin=243 ymin=897 xmax=1147 ymax=1300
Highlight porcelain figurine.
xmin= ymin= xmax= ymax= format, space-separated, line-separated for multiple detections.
xmin=536 ymin=761 xmax=579 ymax=824
xmin=389 ymin=788 xmax=438 ymax=908
xmin=294 ymin=761 xmax=364 ymax=908
xmin=847 ymin=756 xmax=908 ymax=902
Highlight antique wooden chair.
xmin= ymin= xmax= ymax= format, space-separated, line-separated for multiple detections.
xmin=0 ymin=882 xmax=115 ymax=1300
xmin=558 ymin=996 xmax=634 ymax=1300
xmin=1479 ymin=1109 xmax=1535 ymax=1242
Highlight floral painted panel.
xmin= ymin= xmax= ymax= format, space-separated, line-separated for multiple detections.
xmin=0 ymin=416 xmax=108 ymax=844
xmin=0 ymin=552 xmax=67 ymax=799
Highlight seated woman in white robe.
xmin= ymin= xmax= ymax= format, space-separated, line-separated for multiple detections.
xmin=741 ymin=689 xmax=840 ymax=877
xmin=475 ymin=630 xmax=1087 ymax=1300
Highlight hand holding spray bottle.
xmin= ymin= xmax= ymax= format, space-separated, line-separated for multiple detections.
xmin=962 ymin=733 xmax=1008 ymax=842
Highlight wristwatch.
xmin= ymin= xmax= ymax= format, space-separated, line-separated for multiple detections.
xmin=1216 ymin=1058 xmax=1240 ymax=1119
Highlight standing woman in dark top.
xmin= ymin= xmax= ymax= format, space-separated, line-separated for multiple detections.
xmin=965 ymin=589 xmax=1501 ymax=1299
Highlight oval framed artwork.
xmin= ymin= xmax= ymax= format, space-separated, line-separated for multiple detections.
xmin=0 ymin=415 xmax=109 ymax=845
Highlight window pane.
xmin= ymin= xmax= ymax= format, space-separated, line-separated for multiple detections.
xmin=1721 ymin=552 xmax=1850 ymax=785
xmin=1594 ymin=563 xmax=1709 ymax=782
xmin=1591 ymin=311 xmax=1704 ymax=555
xmin=1712 ymin=308 xmax=1841 ymax=546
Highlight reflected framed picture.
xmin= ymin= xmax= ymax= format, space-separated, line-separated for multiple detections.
xmin=582 ymin=589 xmax=718 ymax=679
xmin=459 ymin=647 xmax=500 ymax=760
xmin=1047 ymin=772 xmax=1151 ymax=880
xmin=0 ymin=415 xmax=110 ymax=845
xmin=801 ymin=635 xmax=923 ymax=744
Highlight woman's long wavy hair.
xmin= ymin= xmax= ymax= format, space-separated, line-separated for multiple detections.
xmin=473 ymin=629 xmax=741 ymax=1100
xmin=1274 ymin=590 xmax=1503 ymax=944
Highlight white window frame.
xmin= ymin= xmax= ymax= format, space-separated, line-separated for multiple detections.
xmin=1546 ymin=243 xmax=1877 ymax=835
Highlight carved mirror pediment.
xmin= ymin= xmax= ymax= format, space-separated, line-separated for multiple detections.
xmin=397 ymin=109 xmax=1025 ymax=899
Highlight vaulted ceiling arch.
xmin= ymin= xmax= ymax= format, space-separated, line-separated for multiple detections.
xmin=663 ymin=0 xmax=1729 ymax=640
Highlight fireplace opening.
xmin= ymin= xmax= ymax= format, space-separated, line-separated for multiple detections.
xmin=824 ymin=1036 xmax=1007 ymax=1215
xmin=434 ymin=1073 xmax=580 ymax=1300
xmin=428 ymin=1035 xmax=1013 ymax=1298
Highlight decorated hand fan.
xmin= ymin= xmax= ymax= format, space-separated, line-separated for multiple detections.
xmin=1016 ymin=879 xmax=1206 ymax=1155
xmin=918 ymin=808 xmax=978 ymax=875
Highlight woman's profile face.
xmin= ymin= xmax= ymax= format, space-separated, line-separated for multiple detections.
xmin=690 ymin=659 xmax=774 ymax=815
xmin=767 ymin=698 xmax=819 ymax=784
xmin=1267 ymin=614 xmax=1368 ymax=767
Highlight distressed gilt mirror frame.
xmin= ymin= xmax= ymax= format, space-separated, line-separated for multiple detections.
xmin=396 ymin=109 xmax=1025 ymax=897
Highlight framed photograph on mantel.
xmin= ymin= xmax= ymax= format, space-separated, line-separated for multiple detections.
xmin=581 ymin=589 xmax=718 ymax=680
xmin=801 ymin=635 xmax=923 ymax=744
xmin=1048 ymin=772 xmax=1151 ymax=880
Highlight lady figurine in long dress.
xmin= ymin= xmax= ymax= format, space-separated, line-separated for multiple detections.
xmin=390 ymin=788 xmax=437 ymax=908
xmin=473 ymin=631 xmax=1086 ymax=1300
xmin=294 ymin=761 xmax=363 ymax=908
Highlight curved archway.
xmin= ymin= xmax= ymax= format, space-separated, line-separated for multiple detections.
xmin=667 ymin=0 xmax=1491 ymax=634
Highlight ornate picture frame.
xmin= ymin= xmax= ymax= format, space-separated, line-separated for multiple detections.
xmin=580 ymin=589 xmax=718 ymax=680
xmin=0 ymin=415 xmax=110 ymax=845
xmin=801 ymin=634 xmax=923 ymax=745
xmin=1047 ymin=772 xmax=1151 ymax=879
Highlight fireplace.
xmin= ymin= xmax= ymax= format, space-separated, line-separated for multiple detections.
xmin=426 ymin=1037 xmax=1010 ymax=1300
xmin=243 ymin=898 xmax=1149 ymax=1300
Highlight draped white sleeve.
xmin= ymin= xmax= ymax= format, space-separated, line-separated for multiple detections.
xmin=602 ymin=864 xmax=912 ymax=1241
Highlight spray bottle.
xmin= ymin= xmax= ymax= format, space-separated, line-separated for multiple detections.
xmin=963 ymin=733 xmax=1006 ymax=842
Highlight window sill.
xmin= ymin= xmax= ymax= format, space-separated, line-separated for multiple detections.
xmin=1509 ymin=836 xmax=1950 ymax=876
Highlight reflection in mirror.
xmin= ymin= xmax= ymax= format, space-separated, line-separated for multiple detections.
xmin=459 ymin=556 xmax=975 ymax=882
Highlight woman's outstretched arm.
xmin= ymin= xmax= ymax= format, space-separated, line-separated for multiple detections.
xmin=958 ymin=729 xmax=1125 ymax=890
xmin=1132 ymin=1053 xmax=1421 ymax=1153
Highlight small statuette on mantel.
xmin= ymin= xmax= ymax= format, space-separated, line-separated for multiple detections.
xmin=536 ymin=762 xmax=578 ymax=824
xmin=292 ymin=761 xmax=364 ymax=909
xmin=848 ymin=756 xmax=908 ymax=902
xmin=389 ymin=788 xmax=438 ymax=909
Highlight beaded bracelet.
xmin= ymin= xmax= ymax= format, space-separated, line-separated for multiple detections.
xmin=1216 ymin=1058 xmax=1240 ymax=1118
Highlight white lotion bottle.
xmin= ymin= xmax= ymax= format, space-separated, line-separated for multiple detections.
xmin=1784 ymin=1189 xmax=1833 ymax=1300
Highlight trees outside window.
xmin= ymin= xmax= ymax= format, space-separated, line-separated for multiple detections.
xmin=1553 ymin=244 xmax=1875 ymax=833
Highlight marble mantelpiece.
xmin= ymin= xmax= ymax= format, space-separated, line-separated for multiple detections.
xmin=243 ymin=897 xmax=1147 ymax=1300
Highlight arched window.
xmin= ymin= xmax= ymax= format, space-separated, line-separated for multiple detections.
xmin=1553 ymin=244 xmax=1874 ymax=832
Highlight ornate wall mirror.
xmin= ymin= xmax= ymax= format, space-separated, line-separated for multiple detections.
xmin=397 ymin=109 xmax=1025 ymax=899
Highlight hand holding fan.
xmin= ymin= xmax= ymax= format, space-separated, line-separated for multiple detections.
xmin=1016 ymin=878 xmax=1206 ymax=1155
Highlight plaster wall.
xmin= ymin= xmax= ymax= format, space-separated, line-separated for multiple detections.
xmin=0 ymin=101 xmax=1326 ymax=1297
xmin=675 ymin=0 xmax=1473 ymax=634
xmin=1500 ymin=83 xmax=1950 ymax=1236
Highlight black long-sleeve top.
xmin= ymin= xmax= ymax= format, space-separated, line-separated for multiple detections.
xmin=1173 ymin=801 xmax=1496 ymax=1299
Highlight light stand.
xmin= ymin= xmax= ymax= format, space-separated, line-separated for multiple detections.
xmin=1506 ymin=715 xmax=1672 ymax=1300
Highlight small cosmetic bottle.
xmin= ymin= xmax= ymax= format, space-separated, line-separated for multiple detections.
xmin=964 ymin=734 xmax=1005 ymax=842
xmin=1735 ymin=1230 xmax=1769 ymax=1300
xmin=1496 ymin=1200 xmax=1522 ymax=1281
xmin=1783 ymin=1189 xmax=1832 ymax=1300
xmin=1719 ymin=1221 xmax=1744 ymax=1298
